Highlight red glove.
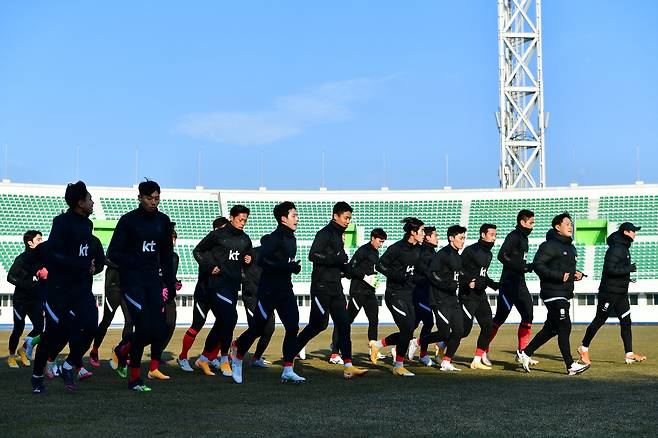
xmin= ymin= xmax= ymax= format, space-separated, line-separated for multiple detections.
xmin=36 ymin=268 xmax=48 ymax=280
xmin=175 ymin=281 xmax=182 ymax=291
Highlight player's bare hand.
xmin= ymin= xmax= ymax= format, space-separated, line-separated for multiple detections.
xmin=211 ymin=266 xmax=220 ymax=275
xmin=562 ymin=272 xmax=570 ymax=282
xmin=574 ymin=271 xmax=584 ymax=281
xmin=244 ymin=255 xmax=252 ymax=264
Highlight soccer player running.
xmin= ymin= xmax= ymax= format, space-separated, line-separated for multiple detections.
xmin=239 ymin=238 xmax=275 ymax=368
xmin=177 ymin=217 xmax=228 ymax=372
xmin=328 ymin=228 xmax=387 ymax=365
xmin=192 ymin=205 xmax=253 ymax=378
xmin=519 ymin=212 xmax=589 ymax=375
xmin=407 ymin=226 xmax=439 ymax=366
xmin=370 ymin=217 xmax=424 ymax=377
xmin=7 ymin=230 xmax=46 ymax=368
xmin=487 ymin=209 xmax=536 ymax=366
xmin=579 ymin=222 xmax=646 ymax=365
xmin=296 ymin=202 xmax=368 ymax=380
xmin=427 ymin=225 xmax=467 ymax=372
xmin=459 ymin=224 xmax=499 ymax=370
xmin=231 ymin=202 xmax=303 ymax=384
xmin=31 ymin=181 xmax=105 ymax=393
xmin=108 ymin=180 xmax=177 ymax=391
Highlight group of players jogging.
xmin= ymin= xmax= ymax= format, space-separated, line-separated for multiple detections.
xmin=6 ymin=180 xmax=647 ymax=393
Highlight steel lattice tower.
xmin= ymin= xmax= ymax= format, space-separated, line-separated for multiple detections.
xmin=496 ymin=0 xmax=546 ymax=189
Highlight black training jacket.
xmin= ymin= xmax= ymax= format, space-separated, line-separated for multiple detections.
xmin=412 ymin=241 xmax=437 ymax=302
xmin=7 ymin=250 xmax=43 ymax=300
xmin=107 ymin=206 xmax=176 ymax=293
xmin=45 ymin=210 xmax=98 ymax=289
xmin=498 ymin=225 xmax=533 ymax=285
xmin=376 ymin=239 xmax=421 ymax=300
xmin=194 ymin=223 xmax=253 ymax=296
xmin=257 ymin=224 xmax=299 ymax=294
xmin=348 ymin=242 xmax=380 ymax=297
xmin=427 ymin=244 xmax=462 ymax=305
xmin=599 ymin=231 xmax=635 ymax=295
xmin=309 ymin=221 xmax=348 ymax=296
xmin=532 ymin=229 xmax=578 ymax=300
xmin=459 ymin=240 xmax=499 ymax=296
xmin=242 ymin=247 xmax=262 ymax=299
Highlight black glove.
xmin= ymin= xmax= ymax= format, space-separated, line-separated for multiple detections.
xmin=525 ymin=263 xmax=534 ymax=273
xmin=630 ymin=263 xmax=637 ymax=273
xmin=289 ymin=260 xmax=302 ymax=274
xmin=492 ymin=281 xmax=500 ymax=291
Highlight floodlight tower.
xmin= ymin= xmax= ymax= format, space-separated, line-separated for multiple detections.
xmin=496 ymin=0 xmax=547 ymax=189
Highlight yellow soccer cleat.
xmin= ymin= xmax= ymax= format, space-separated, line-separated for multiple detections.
xmin=220 ymin=361 xmax=233 ymax=377
xmin=8 ymin=355 xmax=19 ymax=368
xmin=392 ymin=366 xmax=415 ymax=377
xmin=343 ymin=365 xmax=368 ymax=380
xmin=147 ymin=368 xmax=171 ymax=380
xmin=368 ymin=340 xmax=380 ymax=365
xmin=470 ymin=360 xmax=492 ymax=370
xmin=17 ymin=348 xmax=30 ymax=367
xmin=195 ymin=358 xmax=216 ymax=376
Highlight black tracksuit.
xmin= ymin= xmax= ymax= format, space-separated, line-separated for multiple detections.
xmin=524 ymin=229 xmax=579 ymax=367
xmin=33 ymin=210 xmax=104 ymax=377
xmin=8 ymin=248 xmax=45 ymax=354
xmin=331 ymin=241 xmax=381 ymax=353
xmin=376 ymin=239 xmax=421 ymax=361
xmin=459 ymin=240 xmax=498 ymax=353
xmin=235 ymin=224 xmax=300 ymax=364
xmin=412 ymin=242 xmax=437 ymax=355
xmin=582 ymin=231 xmax=636 ymax=353
xmin=426 ymin=244 xmax=464 ymax=360
xmin=93 ymin=259 xmax=133 ymax=351
xmin=297 ymin=221 xmax=353 ymax=361
xmin=193 ymin=223 xmax=253 ymax=357
xmin=241 ymin=246 xmax=274 ymax=360
xmin=494 ymin=225 xmax=534 ymax=325
xmin=108 ymin=206 xmax=176 ymax=378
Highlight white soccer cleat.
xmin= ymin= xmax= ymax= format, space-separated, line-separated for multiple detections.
xmin=567 ymin=362 xmax=590 ymax=375
xmin=418 ymin=356 xmax=434 ymax=367
xmin=407 ymin=338 xmax=419 ymax=360
xmin=440 ymin=361 xmax=461 ymax=372
xmin=231 ymin=358 xmax=243 ymax=384
xmin=519 ymin=351 xmax=532 ymax=373
xmin=481 ymin=352 xmax=492 ymax=367
xmin=517 ymin=350 xmax=538 ymax=365
xmin=251 ymin=358 xmax=271 ymax=368
xmin=177 ymin=358 xmax=194 ymax=372
xmin=298 ymin=347 xmax=306 ymax=360
xmin=281 ymin=368 xmax=306 ymax=383
xmin=329 ymin=355 xmax=344 ymax=365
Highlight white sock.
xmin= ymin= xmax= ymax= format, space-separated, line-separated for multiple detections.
xmin=283 ymin=365 xmax=293 ymax=373
xmin=234 ymin=357 xmax=243 ymax=366
xmin=441 ymin=360 xmax=451 ymax=367
xmin=626 ymin=352 xmax=634 ymax=357
xmin=343 ymin=362 xmax=352 ymax=368
xmin=394 ymin=361 xmax=403 ymax=369
xmin=198 ymin=354 xmax=209 ymax=362
xmin=25 ymin=336 xmax=33 ymax=346
xmin=220 ymin=355 xmax=229 ymax=364
xmin=438 ymin=341 xmax=446 ymax=349
xmin=375 ymin=340 xmax=384 ymax=349
xmin=62 ymin=361 xmax=73 ymax=371
xmin=473 ymin=356 xmax=482 ymax=363
xmin=580 ymin=346 xmax=589 ymax=352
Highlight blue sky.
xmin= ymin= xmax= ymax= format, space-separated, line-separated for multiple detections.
xmin=1 ymin=1 xmax=656 ymax=190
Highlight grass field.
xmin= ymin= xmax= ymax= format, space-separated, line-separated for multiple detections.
xmin=1 ymin=324 xmax=657 ymax=437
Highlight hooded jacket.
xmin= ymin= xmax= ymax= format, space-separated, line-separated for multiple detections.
xmin=257 ymin=224 xmax=299 ymax=294
xmin=412 ymin=241 xmax=437 ymax=302
xmin=348 ymin=241 xmax=380 ymax=297
xmin=427 ymin=244 xmax=462 ymax=305
xmin=498 ymin=225 xmax=533 ymax=286
xmin=532 ymin=228 xmax=579 ymax=300
xmin=599 ymin=231 xmax=635 ymax=295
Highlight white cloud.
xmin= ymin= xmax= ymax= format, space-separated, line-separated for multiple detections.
xmin=175 ymin=75 xmax=397 ymax=146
